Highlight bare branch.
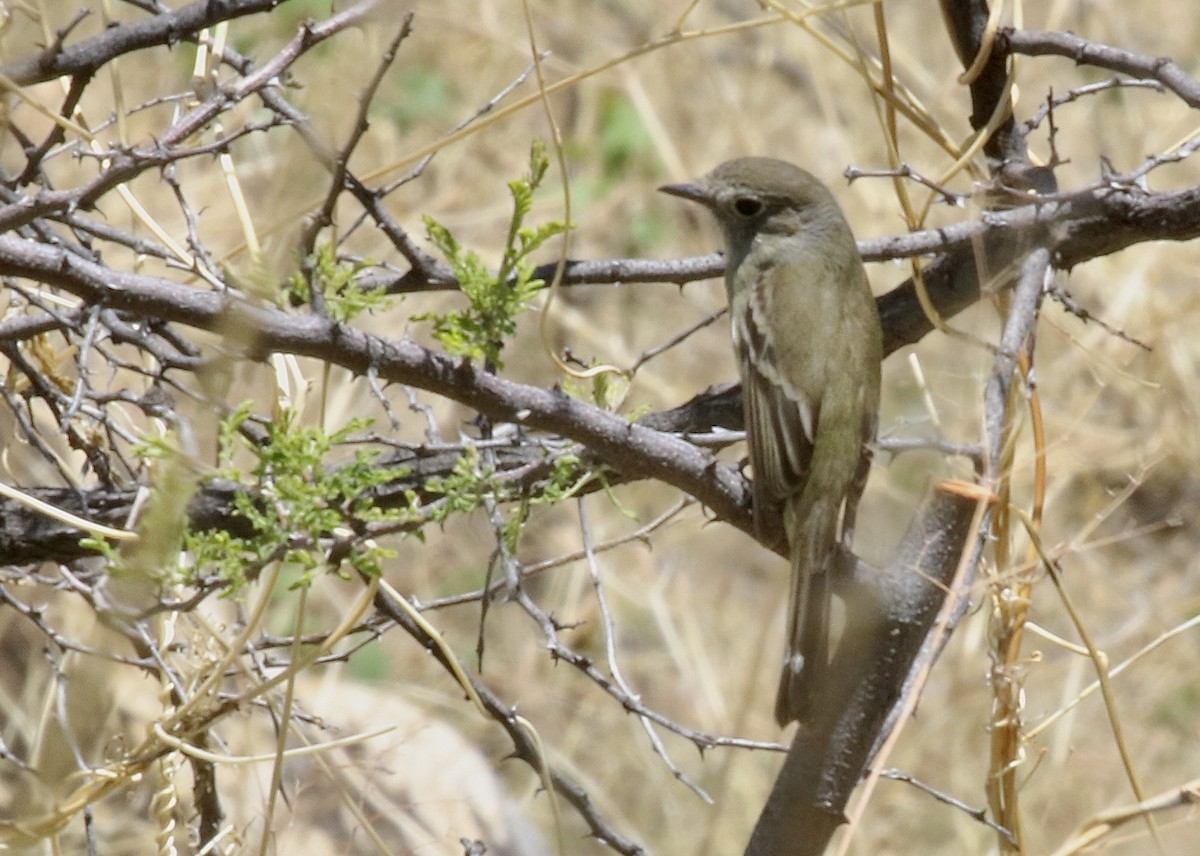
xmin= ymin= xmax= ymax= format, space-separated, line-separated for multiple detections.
xmin=939 ymin=0 xmax=1017 ymax=160
xmin=745 ymin=487 xmax=982 ymax=856
xmin=1003 ymin=28 xmax=1200 ymax=109
xmin=0 ymin=233 xmax=759 ymax=542
xmin=0 ymin=0 xmax=309 ymax=86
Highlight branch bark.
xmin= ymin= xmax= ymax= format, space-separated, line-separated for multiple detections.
xmin=745 ymin=487 xmax=981 ymax=856
xmin=0 ymin=0 xmax=301 ymax=86
xmin=4 ymin=177 xmax=1200 ymax=564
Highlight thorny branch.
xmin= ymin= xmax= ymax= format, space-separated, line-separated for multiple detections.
xmin=0 ymin=0 xmax=308 ymax=86
xmin=4 ymin=3 xmax=1200 ymax=854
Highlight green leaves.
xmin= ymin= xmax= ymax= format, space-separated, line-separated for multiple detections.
xmin=177 ymin=143 xmax=585 ymax=593
xmin=186 ymin=408 xmax=409 ymax=591
xmin=417 ymin=140 xmax=569 ymax=370
xmin=425 ymin=445 xmax=590 ymax=557
xmin=283 ymin=244 xmax=391 ymax=323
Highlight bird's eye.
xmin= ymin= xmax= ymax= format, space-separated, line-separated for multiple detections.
xmin=733 ymin=196 xmax=764 ymax=217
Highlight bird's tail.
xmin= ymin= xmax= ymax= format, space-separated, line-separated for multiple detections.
xmin=774 ymin=493 xmax=841 ymax=727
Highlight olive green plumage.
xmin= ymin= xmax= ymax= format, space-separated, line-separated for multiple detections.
xmin=662 ymin=157 xmax=882 ymax=726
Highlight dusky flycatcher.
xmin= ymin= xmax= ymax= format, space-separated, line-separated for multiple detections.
xmin=661 ymin=157 xmax=882 ymax=726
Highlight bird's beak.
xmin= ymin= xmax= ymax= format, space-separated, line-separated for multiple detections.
xmin=658 ymin=181 xmax=712 ymax=206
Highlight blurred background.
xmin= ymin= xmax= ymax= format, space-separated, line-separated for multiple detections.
xmin=2 ymin=1 xmax=1200 ymax=853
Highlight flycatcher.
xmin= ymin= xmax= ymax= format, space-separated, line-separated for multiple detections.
xmin=661 ymin=158 xmax=882 ymax=726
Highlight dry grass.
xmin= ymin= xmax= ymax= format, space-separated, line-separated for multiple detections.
xmin=3 ymin=1 xmax=1200 ymax=854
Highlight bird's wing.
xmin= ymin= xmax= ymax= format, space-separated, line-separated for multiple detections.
xmin=731 ymin=279 xmax=818 ymax=540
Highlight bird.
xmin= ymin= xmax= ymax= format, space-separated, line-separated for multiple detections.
xmin=661 ymin=157 xmax=882 ymax=726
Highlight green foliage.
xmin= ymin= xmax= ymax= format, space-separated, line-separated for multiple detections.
xmin=185 ymin=407 xmax=410 ymax=592
xmin=417 ymin=140 xmax=569 ymax=370
xmin=597 ymin=89 xmax=654 ymax=178
xmin=425 ymin=445 xmax=591 ymax=554
xmin=566 ymin=90 xmax=662 ymax=255
xmin=386 ymin=68 xmax=453 ymax=132
xmin=143 ymin=402 xmax=594 ymax=597
xmin=425 ymin=447 xmax=585 ymax=517
xmin=423 ymin=446 xmax=495 ymax=519
xmin=283 ymin=244 xmax=390 ymax=322
xmin=122 ymin=437 xmax=198 ymax=581
xmin=559 ymin=370 xmax=636 ymax=413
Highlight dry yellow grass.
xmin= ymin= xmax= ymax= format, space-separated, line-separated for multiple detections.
xmin=3 ymin=1 xmax=1200 ymax=854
